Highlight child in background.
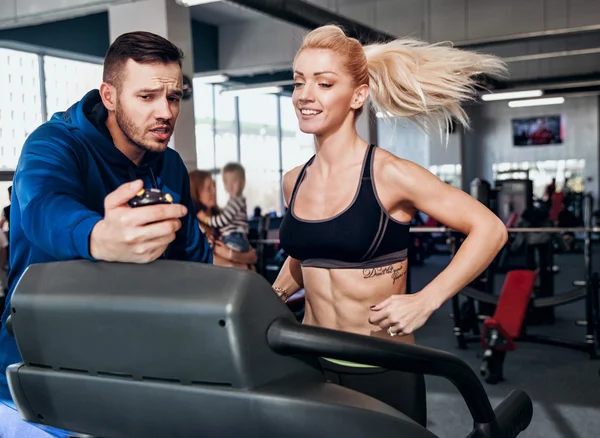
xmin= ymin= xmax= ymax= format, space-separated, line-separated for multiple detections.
xmin=197 ymin=162 xmax=250 ymax=253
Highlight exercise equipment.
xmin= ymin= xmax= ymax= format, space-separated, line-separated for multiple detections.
xmin=6 ymin=260 xmax=532 ymax=438
xmin=494 ymin=179 xmax=533 ymax=225
xmin=454 ymin=271 xmax=599 ymax=361
xmin=453 ymin=193 xmax=600 ymax=374
xmin=479 ymin=270 xmax=538 ymax=384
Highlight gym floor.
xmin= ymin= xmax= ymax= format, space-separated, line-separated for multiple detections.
xmin=413 ymin=247 xmax=600 ymax=438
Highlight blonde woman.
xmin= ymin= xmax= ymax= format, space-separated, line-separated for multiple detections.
xmin=273 ymin=25 xmax=508 ymax=425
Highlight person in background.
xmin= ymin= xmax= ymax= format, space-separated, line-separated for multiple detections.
xmin=0 ymin=186 xmax=10 ymax=232
xmin=197 ymin=163 xmax=251 ymax=254
xmin=544 ymin=178 xmax=556 ymax=204
xmin=0 ymin=228 xmax=7 ymax=314
xmin=189 ymin=169 xmax=257 ymax=270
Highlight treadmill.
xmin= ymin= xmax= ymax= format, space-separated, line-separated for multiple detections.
xmin=5 ymin=260 xmax=533 ymax=438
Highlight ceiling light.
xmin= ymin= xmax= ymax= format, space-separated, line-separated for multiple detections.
xmin=481 ymin=90 xmax=543 ymax=101
xmin=508 ymin=97 xmax=565 ymax=108
xmin=220 ymin=86 xmax=283 ymax=97
xmin=194 ymin=74 xmax=229 ymax=84
xmin=175 ymin=0 xmax=222 ymax=6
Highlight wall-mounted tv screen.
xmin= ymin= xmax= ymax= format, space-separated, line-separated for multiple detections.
xmin=512 ymin=115 xmax=563 ymax=146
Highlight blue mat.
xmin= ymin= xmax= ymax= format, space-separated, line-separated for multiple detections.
xmin=0 ymin=399 xmax=73 ymax=438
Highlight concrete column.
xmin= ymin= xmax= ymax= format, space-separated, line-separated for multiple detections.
xmin=108 ymin=0 xmax=197 ymax=170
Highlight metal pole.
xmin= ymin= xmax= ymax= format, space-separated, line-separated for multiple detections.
xmin=589 ymin=272 xmax=599 ymax=359
xmin=234 ymin=96 xmax=241 ymax=162
xmin=276 ymin=96 xmax=284 ymax=215
xmin=211 ymin=85 xmax=217 ymax=170
xmin=38 ymin=54 xmax=48 ymax=123
xmin=583 ymin=193 xmax=596 ymax=357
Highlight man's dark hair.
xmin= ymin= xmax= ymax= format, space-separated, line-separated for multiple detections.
xmin=103 ymin=31 xmax=184 ymax=88
xmin=7 ymin=186 xmax=11 ymax=196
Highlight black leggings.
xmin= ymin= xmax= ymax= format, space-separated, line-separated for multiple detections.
xmin=319 ymin=358 xmax=427 ymax=427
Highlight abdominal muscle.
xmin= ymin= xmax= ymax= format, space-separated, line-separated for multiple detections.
xmin=301 ymin=259 xmax=415 ymax=345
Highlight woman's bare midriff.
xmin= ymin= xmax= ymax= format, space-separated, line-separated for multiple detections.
xmin=301 ymin=259 xmax=415 ymax=345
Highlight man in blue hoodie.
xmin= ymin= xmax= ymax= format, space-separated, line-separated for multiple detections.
xmin=0 ymin=31 xmax=213 ymax=437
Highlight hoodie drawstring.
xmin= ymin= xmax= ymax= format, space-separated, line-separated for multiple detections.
xmin=128 ymin=166 xmax=159 ymax=189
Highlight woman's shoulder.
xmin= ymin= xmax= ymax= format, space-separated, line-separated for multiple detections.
xmin=282 ymin=165 xmax=305 ymax=206
xmin=372 ymin=146 xmax=414 ymax=179
xmin=372 ymin=146 xmax=440 ymax=192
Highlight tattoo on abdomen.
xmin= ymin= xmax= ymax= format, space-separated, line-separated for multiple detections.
xmin=363 ymin=265 xmax=406 ymax=284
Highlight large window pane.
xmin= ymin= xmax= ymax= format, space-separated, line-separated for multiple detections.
xmin=44 ymin=56 xmax=102 ymax=118
xmin=214 ymin=85 xmax=238 ymax=170
xmin=0 ymin=49 xmax=43 ymax=171
xmin=193 ymin=80 xmax=215 ymax=170
xmin=239 ymin=93 xmax=281 ymax=215
xmin=280 ymin=96 xmax=314 ymax=173
xmin=492 ymin=159 xmax=586 ymax=199
xmin=428 ymin=164 xmax=462 ymax=189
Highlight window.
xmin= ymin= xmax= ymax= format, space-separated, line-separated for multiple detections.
xmin=492 ymin=159 xmax=586 ymax=199
xmin=213 ymin=85 xmax=238 ymax=206
xmin=44 ymin=56 xmax=102 ymax=118
xmin=280 ymin=95 xmax=314 ymax=174
xmin=429 ymin=164 xmax=462 ymax=189
xmin=214 ymin=85 xmax=238 ymax=169
xmin=193 ymin=80 xmax=215 ymax=170
xmin=191 ymin=90 xmax=318 ymax=217
xmin=239 ymin=93 xmax=281 ymax=215
xmin=0 ymin=49 xmax=43 ymax=171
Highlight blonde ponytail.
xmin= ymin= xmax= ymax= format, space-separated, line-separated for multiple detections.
xmin=364 ymin=39 xmax=506 ymax=132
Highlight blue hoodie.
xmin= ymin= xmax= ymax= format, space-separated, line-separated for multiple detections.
xmin=0 ymin=90 xmax=212 ymax=404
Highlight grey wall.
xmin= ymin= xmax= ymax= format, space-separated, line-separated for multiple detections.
xmin=217 ymin=0 xmax=600 ymax=78
xmin=376 ymin=117 xmax=461 ymax=170
xmin=219 ymin=17 xmax=304 ymax=73
xmin=192 ymin=20 xmax=218 ymax=72
xmin=0 ymin=11 xmax=219 ymax=73
xmin=377 ymin=118 xmax=429 ymax=168
xmin=316 ymin=0 xmax=600 ymax=43
xmin=0 ymin=0 xmax=143 ymax=30
xmin=0 ymin=12 xmax=109 ymax=58
xmin=463 ymin=96 xmax=600 ymax=200
xmin=430 ymin=129 xmax=461 ymax=166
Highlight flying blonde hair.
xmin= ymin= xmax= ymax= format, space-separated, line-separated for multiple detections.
xmin=295 ymin=25 xmax=506 ymax=133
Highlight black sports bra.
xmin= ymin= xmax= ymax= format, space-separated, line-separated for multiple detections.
xmin=279 ymin=144 xmax=410 ymax=269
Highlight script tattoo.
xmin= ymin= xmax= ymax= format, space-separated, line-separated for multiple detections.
xmin=363 ymin=265 xmax=406 ymax=285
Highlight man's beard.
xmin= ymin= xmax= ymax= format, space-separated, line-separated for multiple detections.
xmin=115 ymin=102 xmax=170 ymax=153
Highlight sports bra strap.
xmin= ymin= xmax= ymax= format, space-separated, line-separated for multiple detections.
xmin=289 ymin=155 xmax=315 ymax=206
xmin=362 ymin=144 xmax=376 ymax=180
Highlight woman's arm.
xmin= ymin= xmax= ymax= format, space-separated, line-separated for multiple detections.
xmin=268 ymin=166 xmax=306 ymax=300
xmin=399 ymin=158 xmax=507 ymax=307
xmin=272 ymin=256 xmax=304 ymax=301
xmin=369 ymin=156 xmax=507 ymax=335
xmin=212 ymin=240 xmax=258 ymax=265
xmin=212 ymin=253 xmax=249 ymax=269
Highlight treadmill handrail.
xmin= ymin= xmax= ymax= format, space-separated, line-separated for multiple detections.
xmin=268 ymin=318 xmax=496 ymax=425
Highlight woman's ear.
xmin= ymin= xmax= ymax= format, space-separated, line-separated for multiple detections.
xmin=351 ymin=84 xmax=369 ymax=110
